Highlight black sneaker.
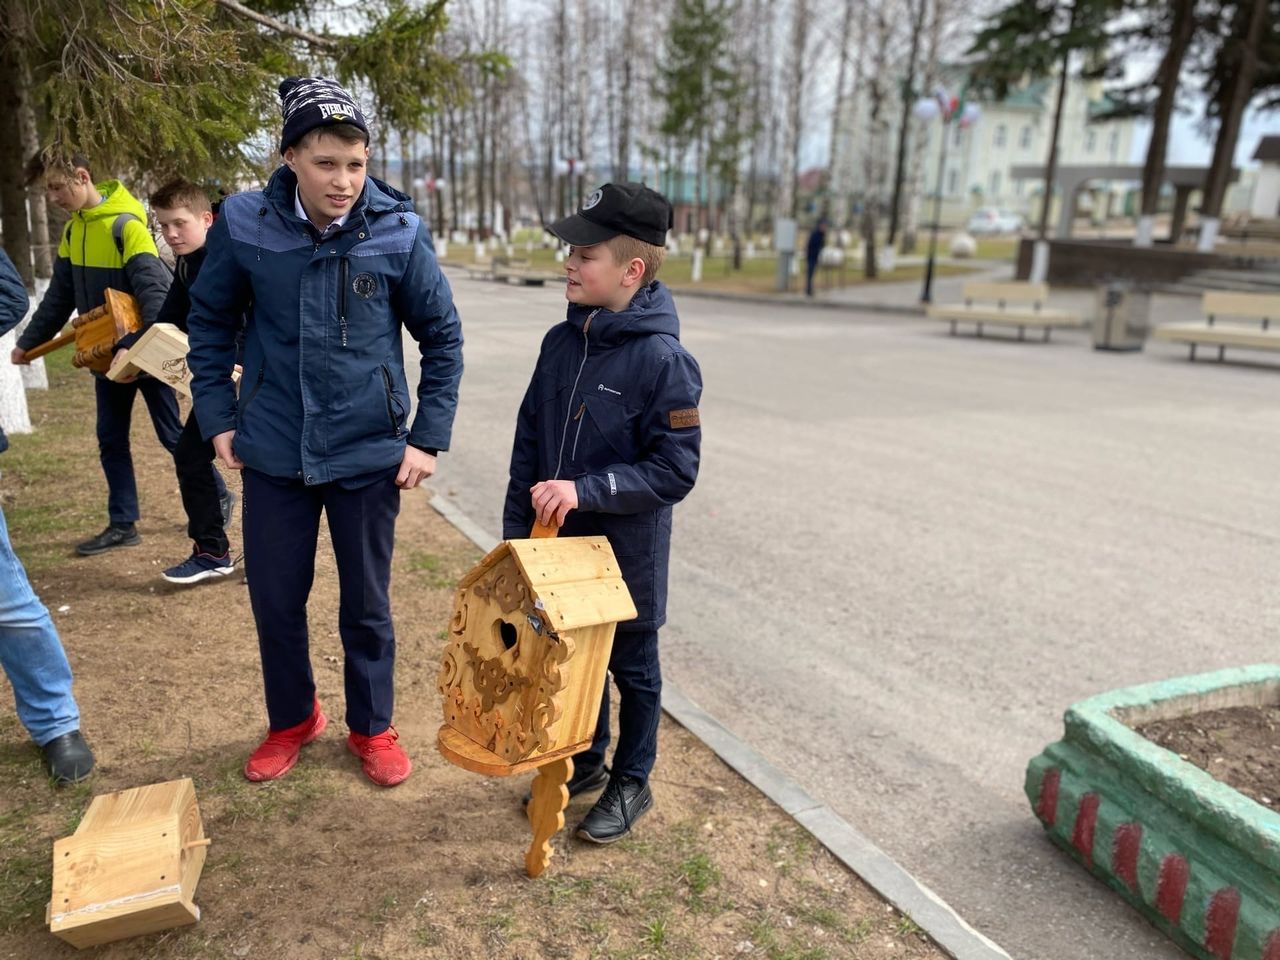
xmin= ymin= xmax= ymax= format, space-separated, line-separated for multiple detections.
xmin=42 ymin=731 xmax=95 ymax=785
xmin=219 ymin=490 xmax=238 ymax=528
xmin=76 ymin=524 xmax=141 ymax=556
xmin=575 ymin=775 xmax=652 ymax=844
xmin=521 ymin=762 xmax=609 ymax=808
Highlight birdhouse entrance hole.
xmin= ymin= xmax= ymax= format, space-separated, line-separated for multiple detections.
xmin=495 ymin=618 xmax=519 ymax=652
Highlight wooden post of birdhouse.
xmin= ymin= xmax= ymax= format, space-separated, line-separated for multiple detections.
xmin=436 ymin=519 xmax=636 ymax=877
xmin=48 ymin=778 xmax=210 ymax=949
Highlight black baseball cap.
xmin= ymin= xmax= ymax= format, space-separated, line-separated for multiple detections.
xmin=547 ymin=182 xmax=673 ymax=247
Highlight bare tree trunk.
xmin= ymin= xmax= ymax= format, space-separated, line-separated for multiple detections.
xmin=862 ymin=7 xmax=893 ymax=278
xmin=902 ymin=0 xmax=945 ymax=253
xmin=1197 ymin=0 xmax=1266 ymax=251
xmin=17 ymin=47 xmax=50 ymax=279
xmin=743 ymin=0 xmax=766 ymax=235
xmin=1029 ymin=2 xmax=1076 ymax=282
xmin=826 ymin=0 xmax=854 ymax=209
xmin=887 ymin=0 xmax=928 ymax=245
xmin=1135 ymin=0 xmax=1196 ymax=247
xmin=833 ymin=0 xmax=869 ymax=231
xmin=0 ymin=18 xmax=34 ymax=288
xmin=616 ymin=0 xmax=636 ymax=180
xmin=575 ymin=0 xmax=590 ymax=207
xmin=778 ymin=0 xmax=809 ymax=220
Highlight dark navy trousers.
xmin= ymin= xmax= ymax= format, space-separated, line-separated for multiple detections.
xmin=94 ymin=375 xmax=185 ymax=525
xmin=578 ymin=628 xmax=661 ymax=783
xmin=242 ymin=466 xmax=400 ymax=736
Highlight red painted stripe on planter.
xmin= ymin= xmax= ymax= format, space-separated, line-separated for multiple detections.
xmin=1071 ymin=793 xmax=1100 ymax=866
xmin=1156 ymin=854 xmax=1190 ymax=924
xmin=1112 ymin=822 xmax=1142 ymax=892
xmin=1036 ymin=768 xmax=1060 ymax=826
xmin=1204 ymin=887 xmax=1241 ymax=960
xmin=1263 ymin=929 xmax=1280 ymax=960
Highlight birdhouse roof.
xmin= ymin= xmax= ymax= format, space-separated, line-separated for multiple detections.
xmin=458 ymin=536 xmax=637 ymax=632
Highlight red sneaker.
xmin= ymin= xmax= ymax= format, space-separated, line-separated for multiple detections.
xmin=243 ymin=702 xmax=327 ymax=782
xmin=347 ymin=726 xmax=412 ymax=787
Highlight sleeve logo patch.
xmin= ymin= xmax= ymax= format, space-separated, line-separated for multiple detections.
xmin=669 ymin=407 xmax=700 ymax=429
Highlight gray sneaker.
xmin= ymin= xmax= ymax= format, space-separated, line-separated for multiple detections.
xmin=219 ymin=490 xmax=238 ymax=528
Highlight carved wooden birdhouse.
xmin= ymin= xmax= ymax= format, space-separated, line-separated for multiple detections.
xmin=437 ymin=536 xmax=637 ymax=772
xmin=48 ymin=778 xmax=210 ymax=948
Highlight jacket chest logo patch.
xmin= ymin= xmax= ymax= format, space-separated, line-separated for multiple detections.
xmin=352 ymin=272 xmax=377 ymax=299
xmin=669 ymin=407 xmax=700 ymax=429
xmin=597 ymin=383 xmax=622 ymax=396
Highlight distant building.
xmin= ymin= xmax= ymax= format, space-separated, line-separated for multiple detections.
xmin=837 ymin=68 xmax=1139 ymax=228
xmin=1249 ymin=136 xmax=1280 ymax=219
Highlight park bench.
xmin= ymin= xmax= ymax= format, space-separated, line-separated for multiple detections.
xmin=927 ymin=281 xmax=1084 ymax=342
xmin=1151 ymin=291 xmax=1280 ymax=362
xmin=491 ymin=257 xmax=563 ymax=286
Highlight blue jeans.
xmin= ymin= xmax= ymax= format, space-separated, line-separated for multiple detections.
xmin=0 ymin=505 xmax=81 ymax=745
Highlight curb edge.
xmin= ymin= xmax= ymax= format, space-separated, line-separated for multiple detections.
xmin=426 ymin=492 xmax=1011 ymax=960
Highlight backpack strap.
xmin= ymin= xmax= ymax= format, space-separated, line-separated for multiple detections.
xmin=111 ymin=213 xmax=140 ymax=261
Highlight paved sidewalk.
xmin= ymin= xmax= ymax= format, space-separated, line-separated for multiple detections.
xmin=674 ymin=260 xmax=1210 ymax=327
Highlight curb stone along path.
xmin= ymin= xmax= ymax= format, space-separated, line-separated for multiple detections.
xmin=428 ymin=493 xmax=1011 ymax=960
xmin=1027 ymin=666 xmax=1280 ymax=960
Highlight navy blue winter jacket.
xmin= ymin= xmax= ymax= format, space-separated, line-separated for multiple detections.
xmin=186 ymin=167 xmax=463 ymax=484
xmin=502 ymin=282 xmax=702 ymax=630
xmin=0 ymin=248 xmax=31 ymax=457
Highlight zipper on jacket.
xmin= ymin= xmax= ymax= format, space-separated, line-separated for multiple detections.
xmin=569 ymin=403 xmax=586 ymax=462
xmin=337 ymin=257 xmax=349 ymax=347
xmin=553 ymin=309 xmax=599 ymax=480
xmin=240 ymin=368 xmax=265 ymax=416
xmin=381 ymin=366 xmax=401 ymax=437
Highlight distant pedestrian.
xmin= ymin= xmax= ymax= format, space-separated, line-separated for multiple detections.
xmin=805 ymin=217 xmax=828 ymax=297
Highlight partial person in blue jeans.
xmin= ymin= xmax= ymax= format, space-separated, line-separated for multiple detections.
xmin=0 ymin=248 xmax=94 ymax=784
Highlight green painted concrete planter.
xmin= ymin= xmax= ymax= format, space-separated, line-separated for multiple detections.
xmin=1026 ymin=666 xmax=1280 ymax=960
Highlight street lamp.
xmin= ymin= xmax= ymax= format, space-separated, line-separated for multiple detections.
xmin=915 ymin=92 xmax=980 ymax=303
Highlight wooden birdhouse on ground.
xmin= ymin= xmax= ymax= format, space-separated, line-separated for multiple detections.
xmin=437 ymin=532 xmax=636 ymax=875
xmin=48 ymin=778 xmax=210 ymax=949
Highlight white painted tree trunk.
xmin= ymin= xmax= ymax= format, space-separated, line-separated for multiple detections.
xmin=1030 ymin=239 xmax=1051 ymax=282
xmin=1134 ymin=215 xmax=1155 ymax=248
xmin=0 ymin=326 xmax=32 ymax=435
xmin=1196 ymin=217 xmax=1220 ymax=252
xmin=15 ymin=278 xmax=48 ymax=391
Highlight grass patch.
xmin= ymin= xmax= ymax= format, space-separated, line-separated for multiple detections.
xmin=203 ymin=756 xmax=326 ymax=827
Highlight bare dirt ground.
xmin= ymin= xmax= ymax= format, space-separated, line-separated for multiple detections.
xmin=1137 ymin=704 xmax=1280 ymax=810
xmin=0 ymin=352 xmax=947 ymax=960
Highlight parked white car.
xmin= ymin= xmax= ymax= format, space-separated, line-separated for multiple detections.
xmin=966 ymin=208 xmax=1025 ymax=234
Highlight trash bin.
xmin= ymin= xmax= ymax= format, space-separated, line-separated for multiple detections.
xmin=1093 ymin=282 xmax=1152 ymax=351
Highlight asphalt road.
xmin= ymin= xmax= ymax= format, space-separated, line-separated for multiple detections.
xmin=412 ymin=269 xmax=1280 ymax=960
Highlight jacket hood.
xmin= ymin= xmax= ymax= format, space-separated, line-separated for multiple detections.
xmin=568 ymin=281 xmax=680 ymax=347
xmin=262 ymin=166 xmax=415 ymax=225
xmin=81 ymin=180 xmax=147 ymax=222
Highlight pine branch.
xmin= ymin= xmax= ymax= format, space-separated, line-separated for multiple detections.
xmin=211 ymin=0 xmax=335 ymax=49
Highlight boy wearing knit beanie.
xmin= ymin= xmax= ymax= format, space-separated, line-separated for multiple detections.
xmin=187 ymin=77 xmax=464 ymax=787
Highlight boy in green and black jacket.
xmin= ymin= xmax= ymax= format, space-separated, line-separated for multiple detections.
xmin=12 ymin=154 xmax=193 ymax=557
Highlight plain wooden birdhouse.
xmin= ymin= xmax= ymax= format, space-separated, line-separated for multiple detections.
xmin=437 ymin=535 xmax=637 ymax=773
xmin=48 ymin=778 xmax=210 ymax=949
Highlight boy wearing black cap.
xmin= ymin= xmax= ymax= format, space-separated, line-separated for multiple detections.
xmin=187 ymin=77 xmax=463 ymax=787
xmin=504 ymin=182 xmax=702 ymax=843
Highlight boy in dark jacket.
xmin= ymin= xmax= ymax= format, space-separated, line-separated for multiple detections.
xmin=504 ymin=182 xmax=702 ymax=843
xmin=11 ymin=155 xmax=182 ymax=556
xmin=187 ymin=77 xmax=463 ymax=787
xmin=110 ymin=179 xmax=238 ymax=583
